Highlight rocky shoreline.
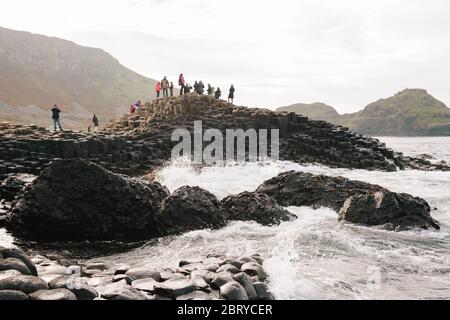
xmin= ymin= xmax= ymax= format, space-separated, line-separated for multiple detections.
xmin=0 ymin=246 xmax=273 ymax=300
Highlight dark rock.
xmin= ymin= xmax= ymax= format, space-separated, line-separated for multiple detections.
xmin=48 ymin=275 xmax=98 ymax=300
xmin=6 ymin=159 xmax=170 ymax=241
xmin=126 ymin=267 xmax=161 ymax=281
xmin=176 ymin=290 xmax=211 ymax=300
xmin=210 ymin=272 xmax=234 ymax=290
xmin=216 ymin=264 xmax=241 ymax=274
xmin=0 ymin=290 xmax=29 ymax=300
xmin=0 ymin=275 xmax=48 ymax=294
xmin=257 ymin=171 xmax=440 ymax=230
xmin=233 ymin=272 xmax=258 ymax=300
xmin=253 ymin=282 xmax=274 ymax=300
xmin=0 ymin=175 xmax=29 ymax=202
xmin=153 ymin=279 xmax=199 ymax=298
xmin=338 ymin=191 xmax=440 ymax=230
xmin=30 ymin=288 xmax=77 ymax=300
xmin=154 ymin=186 xmax=227 ymax=236
xmin=221 ymin=192 xmax=296 ymax=226
xmin=0 ymin=247 xmax=38 ymax=276
xmin=0 ymin=258 xmax=31 ymax=275
xmin=241 ymin=262 xmax=267 ymax=281
xmin=220 ymin=281 xmax=249 ymax=300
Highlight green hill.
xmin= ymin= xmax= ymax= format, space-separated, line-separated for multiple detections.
xmin=278 ymin=89 xmax=450 ymax=136
xmin=277 ymin=102 xmax=340 ymax=123
xmin=0 ymin=26 xmax=157 ymax=129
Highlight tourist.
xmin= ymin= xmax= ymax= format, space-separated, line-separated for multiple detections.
xmin=215 ymin=87 xmax=222 ymax=99
xmin=179 ymin=74 xmax=186 ymax=95
xmin=207 ymin=84 xmax=213 ymax=95
xmin=161 ymin=76 xmax=170 ymax=97
xmin=185 ymin=83 xmax=192 ymax=93
xmin=194 ymin=81 xmax=199 ymax=94
xmin=134 ymin=100 xmax=142 ymax=108
xmin=228 ymin=85 xmax=235 ymax=103
xmin=92 ymin=114 xmax=99 ymax=132
xmin=156 ymin=82 xmax=161 ymax=98
xmin=51 ymin=105 xmax=63 ymax=132
xmin=198 ymin=81 xmax=205 ymax=95
xmin=170 ymin=82 xmax=174 ymax=97
xmin=130 ymin=105 xmax=136 ymax=114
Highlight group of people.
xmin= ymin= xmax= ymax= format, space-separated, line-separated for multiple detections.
xmin=156 ymin=74 xmax=236 ymax=103
xmin=50 ymin=104 xmax=99 ymax=133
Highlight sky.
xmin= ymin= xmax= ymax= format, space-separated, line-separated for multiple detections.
xmin=1 ymin=0 xmax=449 ymax=113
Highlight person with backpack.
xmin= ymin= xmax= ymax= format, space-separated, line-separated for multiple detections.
xmin=228 ymin=85 xmax=235 ymax=103
xmin=198 ymin=81 xmax=205 ymax=95
xmin=215 ymin=87 xmax=222 ymax=99
xmin=51 ymin=105 xmax=63 ymax=132
xmin=92 ymin=114 xmax=99 ymax=133
xmin=179 ymin=74 xmax=186 ymax=95
xmin=156 ymin=82 xmax=162 ymax=98
xmin=170 ymin=82 xmax=174 ymax=97
xmin=161 ymin=76 xmax=170 ymax=97
xmin=193 ymin=81 xmax=199 ymax=94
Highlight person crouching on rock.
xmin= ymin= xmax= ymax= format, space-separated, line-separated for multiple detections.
xmin=92 ymin=114 xmax=99 ymax=133
xmin=130 ymin=105 xmax=136 ymax=114
xmin=215 ymin=87 xmax=222 ymax=100
xmin=156 ymin=82 xmax=162 ymax=98
xmin=51 ymin=105 xmax=63 ymax=132
xmin=228 ymin=85 xmax=235 ymax=103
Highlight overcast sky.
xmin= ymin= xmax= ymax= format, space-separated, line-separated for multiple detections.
xmin=1 ymin=0 xmax=449 ymax=112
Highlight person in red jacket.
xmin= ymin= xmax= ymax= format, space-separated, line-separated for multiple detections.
xmin=178 ymin=74 xmax=186 ymax=96
xmin=156 ymin=82 xmax=162 ymax=98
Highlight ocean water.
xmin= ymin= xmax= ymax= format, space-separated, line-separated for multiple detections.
xmin=1 ymin=137 xmax=450 ymax=300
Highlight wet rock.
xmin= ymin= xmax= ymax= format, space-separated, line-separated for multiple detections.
xmin=0 ymin=275 xmax=48 ymax=294
xmin=30 ymin=288 xmax=77 ymax=301
xmin=113 ymin=274 xmax=134 ymax=285
xmin=222 ymin=192 xmax=296 ymax=226
xmin=131 ymin=278 xmax=159 ymax=292
xmin=0 ymin=258 xmax=32 ymax=275
xmin=190 ymin=276 xmax=210 ymax=292
xmin=100 ymin=281 xmax=148 ymax=300
xmin=126 ymin=266 xmax=161 ymax=281
xmin=38 ymin=265 xmax=68 ymax=276
xmin=153 ymin=279 xmax=199 ymax=298
xmin=253 ymin=282 xmax=274 ymax=300
xmin=257 ymin=171 xmax=440 ymax=230
xmin=86 ymin=261 xmax=108 ymax=271
xmin=154 ymin=186 xmax=227 ymax=236
xmin=6 ymin=159 xmax=170 ymax=241
xmin=233 ymin=272 xmax=258 ymax=300
xmin=48 ymin=276 xmax=98 ymax=300
xmin=176 ymin=290 xmax=212 ymax=300
xmin=0 ymin=270 xmax=23 ymax=280
xmin=160 ymin=272 xmax=186 ymax=282
xmin=0 ymin=290 xmax=29 ymax=300
xmin=216 ymin=264 xmax=241 ymax=274
xmin=220 ymin=281 xmax=249 ymax=300
xmin=0 ymin=247 xmax=38 ymax=276
xmin=241 ymin=262 xmax=267 ymax=281
xmin=210 ymin=272 xmax=234 ymax=289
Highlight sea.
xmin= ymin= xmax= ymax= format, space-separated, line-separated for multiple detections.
xmin=1 ymin=137 xmax=449 ymax=300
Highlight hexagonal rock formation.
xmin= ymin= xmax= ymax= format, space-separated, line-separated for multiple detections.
xmin=256 ymin=171 xmax=440 ymax=230
xmin=6 ymin=159 xmax=170 ymax=241
xmin=221 ymin=192 xmax=296 ymax=226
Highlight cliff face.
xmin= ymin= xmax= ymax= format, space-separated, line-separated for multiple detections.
xmin=0 ymin=26 xmax=157 ymax=129
xmin=278 ymin=89 xmax=450 ymax=136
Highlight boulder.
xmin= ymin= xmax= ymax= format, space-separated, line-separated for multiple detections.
xmin=100 ymin=281 xmax=148 ymax=300
xmin=233 ymin=272 xmax=258 ymax=300
xmin=0 ymin=175 xmax=29 ymax=202
xmin=0 ymin=258 xmax=31 ymax=275
xmin=30 ymin=288 xmax=77 ymax=300
xmin=153 ymin=279 xmax=199 ymax=298
xmin=6 ymin=159 xmax=170 ymax=241
xmin=0 ymin=275 xmax=48 ymax=294
xmin=48 ymin=275 xmax=98 ymax=300
xmin=153 ymin=186 xmax=227 ymax=236
xmin=126 ymin=266 xmax=161 ymax=281
xmin=253 ymin=282 xmax=274 ymax=300
xmin=0 ymin=290 xmax=29 ymax=300
xmin=131 ymin=278 xmax=159 ymax=292
xmin=176 ymin=290 xmax=211 ymax=300
xmin=221 ymin=192 xmax=296 ymax=226
xmin=0 ymin=247 xmax=38 ymax=276
xmin=257 ymin=171 xmax=440 ymax=230
xmin=220 ymin=281 xmax=249 ymax=300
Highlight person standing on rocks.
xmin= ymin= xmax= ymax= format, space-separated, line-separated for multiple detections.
xmin=215 ymin=87 xmax=222 ymax=99
xmin=207 ymin=84 xmax=213 ymax=95
xmin=156 ymin=82 xmax=162 ymax=98
xmin=51 ymin=105 xmax=63 ymax=132
xmin=161 ymin=77 xmax=170 ymax=97
xmin=194 ymin=81 xmax=199 ymax=94
xmin=92 ymin=114 xmax=99 ymax=133
xmin=198 ymin=81 xmax=205 ymax=95
xmin=228 ymin=85 xmax=235 ymax=103
xmin=179 ymin=74 xmax=186 ymax=95
xmin=170 ymin=82 xmax=174 ymax=97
